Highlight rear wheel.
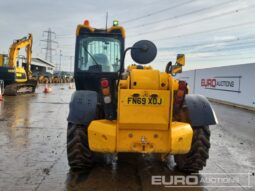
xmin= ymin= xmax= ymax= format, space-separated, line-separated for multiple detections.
xmin=67 ymin=123 xmax=94 ymax=170
xmin=174 ymin=126 xmax=210 ymax=173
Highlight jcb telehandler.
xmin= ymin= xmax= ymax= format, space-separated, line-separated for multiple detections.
xmin=67 ymin=20 xmax=217 ymax=173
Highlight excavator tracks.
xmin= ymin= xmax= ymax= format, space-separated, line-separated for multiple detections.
xmin=3 ymin=80 xmax=37 ymax=96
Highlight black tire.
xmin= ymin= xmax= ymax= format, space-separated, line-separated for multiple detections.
xmin=174 ymin=126 xmax=210 ymax=173
xmin=67 ymin=123 xmax=94 ymax=170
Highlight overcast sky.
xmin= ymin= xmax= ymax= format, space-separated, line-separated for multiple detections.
xmin=1 ymin=0 xmax=255 ymax=71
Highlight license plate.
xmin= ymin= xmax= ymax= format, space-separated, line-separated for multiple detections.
xmin=126 ymin=97 xmax=164 ymax=105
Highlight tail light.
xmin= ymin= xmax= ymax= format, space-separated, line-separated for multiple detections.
xmin=104 ymin=96 xmax=111 ymax=104
xmin=102 ymin=87 xmax=110 ymax=96
xmin=101 ymin=79 xmax=109 ymax=88
xmin=179 ymin=81 xmax=187 ymax=90
xmin=101 ymin=78 xmax=111 ymax=103
xmin=174 ymin=80 xmax=187 ymax=112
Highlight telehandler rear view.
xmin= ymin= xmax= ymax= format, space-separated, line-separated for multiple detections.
xmin=67 ymin=20 xmax=217 ymax=173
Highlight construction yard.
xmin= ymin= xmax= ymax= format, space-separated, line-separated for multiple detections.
xmin=1 ymin=1 xmax=255 ymax=190
xmin=0 ymin=84 xmax=254 ymax=191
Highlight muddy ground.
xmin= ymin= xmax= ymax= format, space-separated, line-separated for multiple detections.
xmin=0 ymin=84 xmax=254 ymax=191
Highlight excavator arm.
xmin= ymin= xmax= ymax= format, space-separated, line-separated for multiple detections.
xmin=8 ymin=33 xmax=33 ymax=77
xmin=1 ymin=33 xmax=37 ymax=96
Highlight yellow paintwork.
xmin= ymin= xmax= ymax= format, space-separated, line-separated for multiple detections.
xmin=130 ymin=69 xmax=160 ymax=89
xmin=107 ymin=26 xmax=126 ymax=38
xmin=76 ymin=24 xmax=95 ymax=36
xmin=1 ymin=34 xmax=33 ymax=84
xmin=79 ymin=22 xmax=191 ymax=154
xmin=127 ymin=64 xmax=152 ymax=71
xmin=118 ymin=89 xmax=170 ymax=130
xmin=170 ymin=122 xmax=193 ymax=153
xmin=127 ymin=67 xmax=170 ymax=90
xmin=88 ymin=120 xmax=193 ymax=153
xmin=170 ymin=54 xmax=186 ymax=75
xmin=172 ymin=66 xmax=182 ymax=74
xmin=119 ymin=79 xmax=129 ymax=89
xmin=176 ymin=54 xmax=185 ymax=66
xmin=8 ymin=34 xmax=33 ymax=74
xmin=159 ymin=72 xmax=169 ymax=90
xmin=88 ymin=64 xmax=193 ymax=154
xmin=0 ymin=54 xmax=8 ymax=67
xmin=117 ymin=129 xmax=169 ymax=153
xmin=88 ymin=120 xmax=116 ymax=152
xmin=15 ymin=67 xmax=27 ymax=82
xmin=127 ymin=64 xmax=139 ymax=71
xmin=0 ymin=54 xmax=3 ymax=66
xmin=76 ymin=23 xmax=126 ymax=38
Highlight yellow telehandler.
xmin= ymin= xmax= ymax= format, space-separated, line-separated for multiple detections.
xmin=66 ymin=20 xmax=217 ymax=173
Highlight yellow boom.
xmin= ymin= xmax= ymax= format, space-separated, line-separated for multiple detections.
xmin=8 ymin=33 xmax=33 ymax=77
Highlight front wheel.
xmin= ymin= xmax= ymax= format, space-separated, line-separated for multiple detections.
xmin=67 ymin=123 xmax=94 ymax=170
xmin=174 ymin=126 xmax=210 ymax=173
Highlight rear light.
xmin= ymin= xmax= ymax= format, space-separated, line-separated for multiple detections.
xmin=102 ymin=87 xmax=110 ymax=96
xmin=174 ymin=80 xmax=187 ymax=112
xmin=101 ymin=79 xmax=109 ymax=88
xmin=101 ymin=78 xmax=111 ymax=103
xmin=177 ymin=90 xmax=184 ymax=97
xmin=179 ymin=81 xmax=187 ymax=90
xmin=104 ymin=96 xmax=111 ymax=104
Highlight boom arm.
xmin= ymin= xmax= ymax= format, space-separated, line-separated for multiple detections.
xmin=8 ymin=34 xmax=33 ymax=76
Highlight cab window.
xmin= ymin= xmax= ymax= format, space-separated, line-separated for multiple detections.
xmin=77 ymin=37 xmax=121 ymax=72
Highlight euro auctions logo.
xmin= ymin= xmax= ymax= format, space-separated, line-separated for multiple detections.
xmin=201 ymin=78 xmax=234 ymax=88
xmin=151 ymin=172 xmax=254 ymax=188
xmin=151 ymin=175 xmax=199 ymax=187
xmin=200 ymin=76 xmax=241 ymax=93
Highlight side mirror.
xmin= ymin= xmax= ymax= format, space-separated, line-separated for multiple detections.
xmin=165 ymin=54 xmax=185 ymax=75
xmin=117 ymin=40 xmax=157 ymax=89
xmin=176 ymin=54 xmax=185 ymax=66
xmin=131 ymin=40 xmax=157 ymax=64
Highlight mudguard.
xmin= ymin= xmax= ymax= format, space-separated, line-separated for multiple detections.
xmin=67 ymin=90 xmax=98 ymax=125
xmin=184 ymin=94 xmax=218 ymax=126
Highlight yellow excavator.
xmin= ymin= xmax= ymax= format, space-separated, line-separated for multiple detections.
xmin=0 ymin=34 xmax=37 ymax=95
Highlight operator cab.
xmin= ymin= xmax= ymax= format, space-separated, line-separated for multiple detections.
xmin=74 ymin=20 xmax=125 ymax=119
xmin=74 ymin=20 xmax=125 ymax=92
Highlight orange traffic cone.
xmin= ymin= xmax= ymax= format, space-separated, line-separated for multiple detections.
xmin=43 ymin=81 xmax=52 ymax=93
